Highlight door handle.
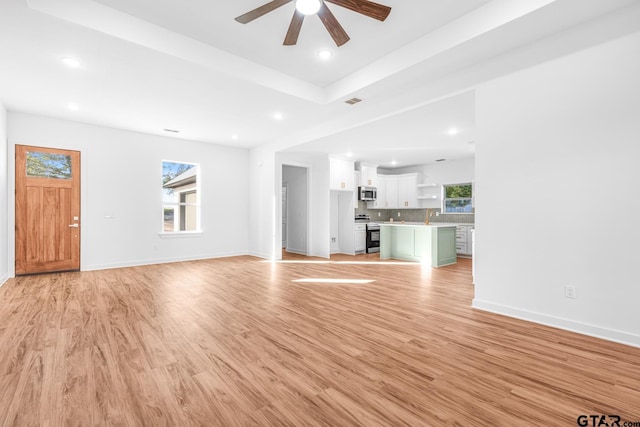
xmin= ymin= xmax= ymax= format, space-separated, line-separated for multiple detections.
xmin=68 ymin=224 xmax=79 ymax=228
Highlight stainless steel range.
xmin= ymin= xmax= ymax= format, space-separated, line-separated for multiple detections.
xmin=355 ymin=215 xmax=380 ymax=253
xmin=354 ymin=214 xmax=369 ymax=254
xmin=366 ymin=222 xmax=380 ymax=253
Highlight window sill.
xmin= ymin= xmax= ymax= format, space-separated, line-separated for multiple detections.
xmin=158 ymin=231 xmax=204 ymax=239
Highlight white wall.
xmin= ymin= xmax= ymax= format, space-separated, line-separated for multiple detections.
xmin=282 ymin=165 xmax=307 ymax=255
xmin=385 ymin=157 xmax=475 ymax=185
xmin=474 ymin=32 xmax=640 ymax=347
xmin=329 ymin=192 xmax=339 ymax=253
xmin=0 ymin=102 xmax=7 ymax=285
xmin=7 ymin=113 xmax=249 ymax=273
xmin=249 ymin=146 xmax=277 ymax=259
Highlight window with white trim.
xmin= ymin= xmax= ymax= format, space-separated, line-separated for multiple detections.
xmin=162 ymin=161 xmax=200 ymax=232
xmin=443 ymin=183 xmax=473 ymax=213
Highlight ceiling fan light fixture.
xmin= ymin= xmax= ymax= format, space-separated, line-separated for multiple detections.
xmin=296 ymin=0 xmax=322 ymax=16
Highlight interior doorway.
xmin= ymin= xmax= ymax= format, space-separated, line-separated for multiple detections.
xmin=282 ymin=165 xmax=308 ymax=255
xmin=15 ymin=145 xmax=81 ymax=275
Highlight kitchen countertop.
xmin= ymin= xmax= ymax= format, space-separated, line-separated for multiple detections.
xmin=430 ymin=222 xmax=474 ymax=227
xmin=381 ymin=222 xmax=457 ymax=227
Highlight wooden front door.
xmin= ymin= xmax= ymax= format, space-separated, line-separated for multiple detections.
xmin=15 ymin=145 xmax=81 ymax=275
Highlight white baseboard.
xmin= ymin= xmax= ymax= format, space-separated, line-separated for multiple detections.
xmin=248 ymin=250 xmax=273 ymax=260
xmin=0 ymin=274 xmax=8 ymax=288
xmin=84 ymin=251 xmax=250 ymax=272
xmin=285 ymin=248 xmax=306 ymax=256
xmin=472 ymin=299 xmax=640 ymax=349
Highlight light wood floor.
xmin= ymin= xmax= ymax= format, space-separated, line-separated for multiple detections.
xmin=1 ymin=254 xmax=639 ymax=426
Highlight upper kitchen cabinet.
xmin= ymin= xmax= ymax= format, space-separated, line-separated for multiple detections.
xmin=368 ymin=173 xmax=425 ymax=209
xmin=358 ymin=163 xmax=378 ymax=188
xmin=367 ymin=174 xmax=388 ymax=208
xmin=397 ymin=173 xmax=422 ymax=208
xmin=386 ymin=175 xmax=399 ymax=209
xmin=369 ymin=175 xmax=398 ymax=209
xmin=329 ymin=157 xmax=355 ymax=191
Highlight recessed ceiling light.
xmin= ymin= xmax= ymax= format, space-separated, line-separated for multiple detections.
xmin=346 ymin=152 xmax=353 ymax=157
xmin=391 ymin=160 xmax=397 ymax=166
xmin=232 ymin=134 xmax=239 ymax=140
xmin=67 ymin=103 xmax=79 ymax=111
xmin=273 ymin=112 xmax=284 ymax=120
xmin=61 ymin=57 xmax=81 ymax=68
xmin=318 ymin=49 xmax=332 ymax=60
xmin=447 ymin=127 xmax=459 ymax=136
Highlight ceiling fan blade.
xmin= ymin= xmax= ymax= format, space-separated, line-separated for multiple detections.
xmin=317 ymin=3 xmax=350 ymax=46
xmin=325 ymin=0 xmax=391 ymax=21
xmin=235 ymin=0 xmax=293 ymax=24
xmin=284 ymin=10 xmax=305 ymax=45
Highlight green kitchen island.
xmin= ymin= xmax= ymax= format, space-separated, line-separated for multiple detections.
xmin=380 ymin=223 xmax=457 ymax=267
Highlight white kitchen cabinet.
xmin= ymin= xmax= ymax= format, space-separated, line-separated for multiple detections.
xmin=329 ymin=157 xmax=355 ymax=191
xmin=366 ymin=173 xmax=422 ymax=209
xmin=354 ymin=223 xmax=366 ymax=253
xmin=455 ymin=224 xmax=473 ymax=255
xmin=367 ymin=175 xmax=386 ymax=208
xmin=358 ymin=163 xmax=378 ymax=188
xmin=385 ymin=175 xmax=398 ymax=209
xmin=397 ymin=173 xmax=421 ymax=208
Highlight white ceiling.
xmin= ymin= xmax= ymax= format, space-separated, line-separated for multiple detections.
xmin=284 ymin=90 xmax=476 ymax=168
xmin=92 ymin=0 xmax=492 ymax=87
xmin=1 ymin=0 xmax=639 ymax=167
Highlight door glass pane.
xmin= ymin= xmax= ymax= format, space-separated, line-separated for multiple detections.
xmin=26 ymin=151 xmax=72 ymax=179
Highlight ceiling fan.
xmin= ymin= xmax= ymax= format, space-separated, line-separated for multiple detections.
xmin=235 ymin=0 xmax=391 ymax=47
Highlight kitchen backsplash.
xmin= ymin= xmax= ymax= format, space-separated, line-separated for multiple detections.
xmin=355 ymin=201 xmax=474 ymax=224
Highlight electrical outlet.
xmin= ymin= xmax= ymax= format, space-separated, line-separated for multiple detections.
xmin=378 ymin=212 xmax=381 ymax=217
xmin=331 ymin=237 xmax=336 ymax=242
xmin=397 ymin=212 xmax=401 ymax=217
xmin=564 ymin=285 xmax=576 ymax=299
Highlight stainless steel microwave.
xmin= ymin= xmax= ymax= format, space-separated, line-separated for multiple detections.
xmin=358 ymin=186 xmax=377 ymax=201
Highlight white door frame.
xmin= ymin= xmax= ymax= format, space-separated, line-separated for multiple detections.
xmin=278 ymin=162 xmax=311 ymax=259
